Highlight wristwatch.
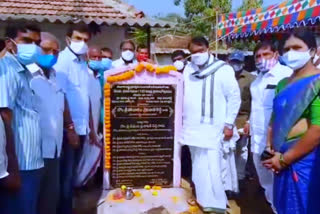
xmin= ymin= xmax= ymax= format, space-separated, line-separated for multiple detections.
xmin=224 ymin=123 xmax=234 ymax=129
xmin=279 ymin=154 xmax=289 ymax=168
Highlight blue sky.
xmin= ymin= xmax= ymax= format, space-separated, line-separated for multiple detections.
xmin=124 ymin=0 xmax=283 ymax=17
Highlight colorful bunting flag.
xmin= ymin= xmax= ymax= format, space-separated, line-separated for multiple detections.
xmin=218 ymin=0 xmax=320 ymax=39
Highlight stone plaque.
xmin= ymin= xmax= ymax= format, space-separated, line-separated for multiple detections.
xmin=103 ymin=65 xmax=183 ymax=189
xmin=110 ymin=84 xmax=175 ymax=187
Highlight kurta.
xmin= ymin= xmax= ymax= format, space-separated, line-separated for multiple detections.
xmin=182 ymin=55 xmax=241 ymax=149
xmin=181 ymin=55 xmax=241 ymax=210
xmin=250 ymin=62 xmax=293 ymax=212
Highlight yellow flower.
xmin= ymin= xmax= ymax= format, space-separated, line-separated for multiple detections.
xmin=135 ymin=63 xmax=145 ymax=73
xmin=155 ymin=65 xmax=177 ymax=74
xmin=145 ymin=63 xmax=155 ymax=72
xmin=144 ymin=185 xmax=151 ymax=190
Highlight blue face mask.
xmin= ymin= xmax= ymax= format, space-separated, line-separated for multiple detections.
xmin=101 ymin=58 xmax=112 ymax=71
xmin=17 ymin=44 xmax=41 ymax=65
xmin=88 ymin=60 xmax=102 ymax=71
xmin=37 ymin=54 xmax=58 ymax=69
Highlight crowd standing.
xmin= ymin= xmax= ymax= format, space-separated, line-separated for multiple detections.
xmin=0 ymin=22 xmax=319 ymax=214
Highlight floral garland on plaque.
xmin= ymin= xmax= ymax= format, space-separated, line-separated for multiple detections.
xmin=104 ymin=63 xmax=178 ymax=170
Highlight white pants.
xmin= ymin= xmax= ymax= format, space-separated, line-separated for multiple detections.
xmin=190 ymin=146 xmax=227 ymax=210
xmin=235 ymin=136 xmax=249 ymax=180
xmin=253 ymin=153 xmax=276 ymax=213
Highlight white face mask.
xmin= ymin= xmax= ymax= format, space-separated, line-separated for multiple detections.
xmin=255 ymin=58 xmax=278 ymax=73
xmin=121 ymin=50 xmax=134 ymax=62
xmin=191 ymin=52 xmax=209 ymax=66
xmin=230 ymin=63 xmax=244 ymax=73
xmin=173 ymin=60 xmax=185 ymax=71
xmin=281 ymin=50 xmax=312 ymax=70
xmin=69 ymin=40 xmax=88 ymax=55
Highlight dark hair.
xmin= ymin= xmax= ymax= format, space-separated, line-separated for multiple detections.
xmin=5 ymin=25 xmax=27 ymax=39
xmin=254 ymin=41 xmax=277 ymax=56
xmin=26 ymin=24 xmax=41 ymax=33
xmin=66 ymin=24 xmax=91 ymax=38
xmin=101 ymin=47 xmax=112 ymax=53
xmin=189 ymin=36 xmax=209 ymax=48
xmin=120 ymin=40 xmax=136 ymax=50
xmin=171 ymin=50 xmax=186 ymax=61
xmin=137 ymin=44 xmax=148 ymax=51
xmin=280 ymin=29 xmax=317 ymax=54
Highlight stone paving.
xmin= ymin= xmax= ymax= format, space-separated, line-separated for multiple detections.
xmin=74 ymin=177 xmax=273 ymax=214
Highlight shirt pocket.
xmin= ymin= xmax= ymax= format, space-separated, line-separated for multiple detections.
xmin=263 ymin=85 xmax=276 ymax=108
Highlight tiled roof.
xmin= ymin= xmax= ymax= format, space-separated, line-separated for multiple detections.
xmin=0 ymin=0 xmax=173 ymax=27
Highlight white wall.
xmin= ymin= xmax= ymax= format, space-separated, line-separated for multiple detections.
xmin=0 ymin=21 xmax=127 ymax=59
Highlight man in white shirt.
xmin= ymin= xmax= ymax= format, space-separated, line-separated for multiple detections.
xmin=30 ymin=32 xmax=78 ymax=214
xmin=171 ymin=50 xmax=188 ymax=73
xmin=248 ymin=41 xmax=293 ymax=212
xmin=112 ymin=40 xmax=138 ymax=68
xmin=87 ymin=46 xmax=103 ymax=135
xmin=181 ymin=37 xmax=241 ymax=213
xmin=54 ymin=24 xmax=96 ymax=214
xmin=0 ymin=24 xmax=43 ymax=214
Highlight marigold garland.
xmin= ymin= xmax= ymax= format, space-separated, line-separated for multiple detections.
xmin=104 ymin=63 xmax=177 ymax=170
xmin=156 ymin=65 xmax=177 ymax=74
xmin=107 ymin=70 xmax=135 ymax=83
xmin=104 ymin=83 xmax=111 ymax=170
xmin=135 ymin=63 xmax=145 ymax=73
xmin=107 ymin=63 xmax=177 ymax=84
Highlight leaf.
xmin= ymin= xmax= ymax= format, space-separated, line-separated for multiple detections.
xmin=174 ymin=0 xmax=231 ymax=39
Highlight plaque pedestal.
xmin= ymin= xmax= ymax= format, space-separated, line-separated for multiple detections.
xmin=97 ymin=188 xmax=193 ymax=214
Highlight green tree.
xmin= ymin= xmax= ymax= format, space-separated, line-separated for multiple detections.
xmin=174 ymin=0 xmax=231 ymax=39
xmin=238 ymin=0 xmax=263 ymax=11
xmin=132 ymin=13 xmax=187 ymax=47
xmin=132 ymin=28 xmax=148 ymax=47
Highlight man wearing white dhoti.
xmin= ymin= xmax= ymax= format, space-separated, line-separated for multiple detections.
xmin=181 ymin=37 xmax=241 ymax=213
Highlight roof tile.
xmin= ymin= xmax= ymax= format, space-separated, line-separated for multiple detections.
xmin=0 ymin=0 xmax=137 ymax=20
xmin=0 ymin=0 xmax=174 ymax=27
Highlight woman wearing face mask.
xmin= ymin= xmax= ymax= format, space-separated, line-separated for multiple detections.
xmin=262 ymin=30 xmax=320 ymax=214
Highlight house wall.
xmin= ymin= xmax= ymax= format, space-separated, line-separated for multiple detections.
xmin=154 ymin=54 xmax=173 ymax=65
xmin=0 ymin=21 xmax=127 ymax=59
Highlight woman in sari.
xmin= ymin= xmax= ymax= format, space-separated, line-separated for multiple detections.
xmin=263 ymin=30 xmax=320 ymax=214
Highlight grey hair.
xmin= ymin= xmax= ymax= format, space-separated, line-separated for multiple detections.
xmin=40 ymin=32 xmax=60 ymax=49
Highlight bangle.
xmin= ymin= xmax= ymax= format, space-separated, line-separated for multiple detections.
xmin=66 ymin=123 xmax=75 ymax=131
xmin=279 ymin=154 xmax=289 ymax=168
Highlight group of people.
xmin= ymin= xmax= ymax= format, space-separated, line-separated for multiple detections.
xmin=0 ymin=23 xmax=153 ymax=214
xmin=178 ymin=31 xmax=320 ymax=214
xmin=0 ymin=21 xmax=319 ymax=214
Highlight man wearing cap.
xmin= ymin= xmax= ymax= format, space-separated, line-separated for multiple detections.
xmin=228 ymin=51 xmax=255 ymax=186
